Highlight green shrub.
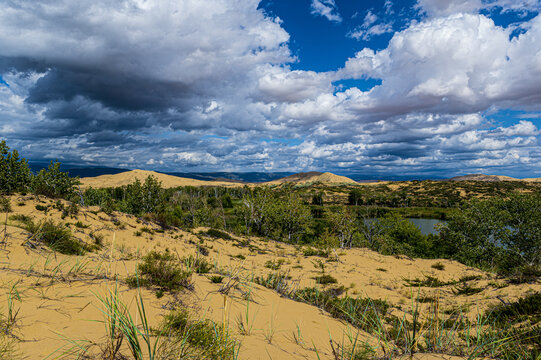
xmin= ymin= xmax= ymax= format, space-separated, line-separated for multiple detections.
xmin=264 ymin=259 xmax=285 ymax=270
xmin=161 ymin=308 xmax=238 ymax=358
xmin=127 ymin=250 xmax=192 ymax=291
xmin=431 ymin=262 xmax=445 ymax=271
xmin=209 ymin=275 xmax=224 ymax=284
xmin=452 ymin=283 xmax=484 ymax=296
xmin=302 ymin=246 xmax=328 ymax=257
xmin=0 ymin=197 xmax=11 ymax=213
xmin=205 ymin=228 xmax=232 ymax=240
xmin=35 ymin=204 xmax=48 ymax=212
xmin=489 ymin=292 xmax=541 ymax=325
xmin=74 ymin=221 xmax=88 ymax=229
xmin=314 ymin=274 xmax=338 ymax=285
xmin=24 ymin=219 xmax=85 ymax=255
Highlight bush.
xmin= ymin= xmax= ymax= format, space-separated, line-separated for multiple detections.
xmin=314 ymin=274 xmax=338 ymax=284
xmin=127 ymin=250 xmax=192 ymax=291
xmin=24 ymin=219 xmax=85 ymax=255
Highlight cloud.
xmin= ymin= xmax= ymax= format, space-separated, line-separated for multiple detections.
xmin=416 ymin=0 xmax=541 ymax=17
xmin=349 ymin=10 xmax=394 ymax=41
xmin=310 ymin=0 xmax=342 ymax=23
xmin=0 ymin=1 xmax=540 ymax=178
xmin=340 ymin=14 xmax=541 ymax=116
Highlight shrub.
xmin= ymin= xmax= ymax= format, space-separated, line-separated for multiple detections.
xmin=35 ymin=204 xmax=48 ymax=212
xmin=209 ymin=275 xmax=224 ymax=284
xmin=314 ymin=274 xmax=338 ymax=285
xmin=0 ymin=197 xmax=11 ymax=213
xmin=431 ymin=262 xmax=445 ymax=271
xmin=205 ymin=228 xmax=232 ymax=240
xmin=127 ymin=250 xmax=192 ymax=291
xmin=24 ymin=219 xmax=85 ymax=255
xmin=183 ymin=255 xmax=213 ymax=274
xmin=489 ymin=292 xmax=541 ymax=325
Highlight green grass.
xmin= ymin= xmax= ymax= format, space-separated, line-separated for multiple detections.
xmin=183 ymin=254 xmax=213 ymax=274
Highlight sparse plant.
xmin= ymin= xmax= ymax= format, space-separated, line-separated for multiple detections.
xmin=431 ymin=262 xmax=445 ymax=271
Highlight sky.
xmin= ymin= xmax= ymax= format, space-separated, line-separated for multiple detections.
xmin=1 ymin=0 xmax=541 ymax=179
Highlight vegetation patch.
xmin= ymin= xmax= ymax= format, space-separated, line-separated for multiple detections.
xmin=23 ymin=219 xmax=86 ymax=255
xmin=127 ymin=250 xmax=193 ymax=292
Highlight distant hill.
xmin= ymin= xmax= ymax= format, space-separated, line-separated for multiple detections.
xmin=267 ymin=171 xmax=358 ymax=185
xmin=447 ymin=174 xmax=541 ymax=182
xmin=79 ymin=169 xmax=243 ymax=188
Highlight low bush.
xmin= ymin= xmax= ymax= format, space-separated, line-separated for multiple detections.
xmin=161 ymin=308 xmax=238 ymax=359
xmin=205 ymin=228 xmax=232 ymax=240
xmin=24 ymin=219 xmax=85 ymax=255
xmin=314 ymin=274 xmax=338 ymax=285
xmin=127 ymin=250 xmax=192 ymax=291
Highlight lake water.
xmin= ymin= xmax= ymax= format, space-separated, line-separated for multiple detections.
xmin=406 ymin=218 xmax=446 ymax=235
xmin=365 ymin=218 xmax=446 ymax=236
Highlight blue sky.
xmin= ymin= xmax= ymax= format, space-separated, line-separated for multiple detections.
xmin=0 ymin=0 xmax=541 ymax=178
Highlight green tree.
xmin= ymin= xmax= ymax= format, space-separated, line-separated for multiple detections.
xmin=438 ymin=194 xmax=541 ymax=273
xmin=31 ymin=161 xmax=79 ymax=198
xmin=327 ymin=207 xmax=358 ymax=248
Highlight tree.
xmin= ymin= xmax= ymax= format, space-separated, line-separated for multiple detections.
xmin=31 ymin=161 xmax=80 ymax=198
xmin=438 ymin=194 xmax=541 ymax=274
xmin=327 ymin=207 xmax=358 ymax=248
xmin=0 ymin=140 xmax=31 ymax=194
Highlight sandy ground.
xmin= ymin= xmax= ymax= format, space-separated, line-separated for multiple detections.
xmin=0 ymin=194 xmax=538 ymax=359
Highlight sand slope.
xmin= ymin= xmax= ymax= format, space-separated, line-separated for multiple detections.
xmin=79 ymin=169 xmax=242 ymax=188
xmin=267 ymin=171 xmax=357 ymax=185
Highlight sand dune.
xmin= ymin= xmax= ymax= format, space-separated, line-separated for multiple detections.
xmin=267 ymin=171 xmax=357 ymax=185
xmin=79 ymin=169 xmax=243 ymax=188
xmin=0 ymin=194 xmax=538 ymax=359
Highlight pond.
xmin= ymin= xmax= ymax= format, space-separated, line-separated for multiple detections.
xmin=406 ymin=218 xmax=446 ymax=235
xmin=365 ymin=218 xmax=447 ymax=236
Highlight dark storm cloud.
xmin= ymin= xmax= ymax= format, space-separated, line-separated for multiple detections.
xmin=26 ymin=66 xmax=192 ymax=112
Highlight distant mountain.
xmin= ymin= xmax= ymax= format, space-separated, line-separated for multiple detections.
xmin=28 ymin=162 xmax=292 ymax=182
xmin=447 ymin=174 xmax=541 ymax=182
xmin=268 ymin=171 xmax=358 ymax=185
